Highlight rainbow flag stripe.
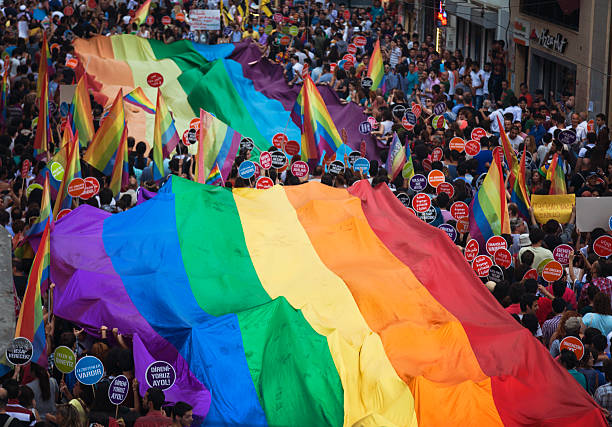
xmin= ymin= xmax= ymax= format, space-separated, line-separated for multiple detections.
xmin=205 ymin=163 xmax=222 ymax=186
xmin=496 ymin=117 xmax=518 ymax=183
xmin=510 ymin=149 xmax=531 ymax=220
xmin=291 ymin=75 xmax=343 ymax=162
xmin=71 ymin=75 xmax=95 ymax=147
xmin=50 ymin=176 xmax=605 ymax=425
xmin=53 ymin=133 xmax=81 ymax=219
xmin=154 ymin=89 xmax=180 ymax=163
xmin=367 ymin=40 xmax=384 ymax=91
xmin=196 ymin=109 xmax=241 ymax=183
xmin=131 ymin=0 xmax=151 ymax=25
xmin=27 ymin=173 xmax=52 ymax=238
xmin=469 ymin=154 xmax=511 ymax=248
xmin=402 ymin=141 xmax=415 ymax=180
xmin=110 ymin=127 xmax=130 ymax=197
xmin=1 ymin=58 xmax=9 ymax=122
xmin=35 ymin=126 xmax=73 ymax=199
xmin=386 ymin=132 xmax=405 ymax=180
xmin=547 ymin=153 xmax=567 ymax=195
xmin=16 ymin=220 xmax=49 ymax=367
xmin=125 ymin=87 xmax=156 ymax=114
xmin=84 ymin=90 xmax=126 ymax=175
xmin=34 ymin=33 xmax=50 ymax=159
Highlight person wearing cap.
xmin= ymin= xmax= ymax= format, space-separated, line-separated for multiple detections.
xmin=518 ymin=228 xmax=553 ymax=270
xmin=550 ymin=316 xmax=584 ymax=358
xmin=510 ymin=217 xmax=528 ymax=255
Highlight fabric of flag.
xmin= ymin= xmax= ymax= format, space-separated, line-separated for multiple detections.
xmin=26 ymin=173 xmax=52 ymax=238
xmin=124 ymin=87 xmax=155 ymax=114
xmin=291 ymin=75 xmax=343 ymax=162
xmin=35 ymin=126 xmax=73 ymax=199
xmin=70 ymin=75 xmax=95 ymax=147
xmin=195 ymin=109 xmax=241 ymax=183
xmin=547 ymin=153 xmax=567 ymax=195
xmin=153 ymin=89 xmax=180 ymax=160
xmin=205 ymin=163 xmax=223 ymax=186
xmin=53 ymin=132 xmax=81 ymax=219
xmin=0 ymin=57 xmax=9 ymax=123
xmin=496 ymin=116 xmax=518 ymax=184
xmin=131 ymin=0 xmax=151 ymax=25
xmin=366 ymin=40 xmax=384 ymax=91
xmin=49 ymin=175 xmax=606 ymax=426
xmin=15 ymin=220 xmax=49 ymax=367
xmin=385 ymin=132 xmax=405 ymax=180
xmin=510 ymin=149 xmax=531 ymax=221
xmin=84 ymin=89 xmax=126 ymax=175
xmin=468 ymin=154 xmax=511 ymax=249
xmin=402 ymin=141 xmax=415 ymax=180
xmin=34 ymin=33 xmax=50 ymax=159
xmin=109 ymin=127 xmax=130 ymax=197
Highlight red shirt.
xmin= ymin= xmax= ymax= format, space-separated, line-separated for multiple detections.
xmin=134 ymin=411 xmax=172 ymax=427
xmin=505 ymin=303 xmax=520 ymax=314
xmin=536 ymin=297 xmax=552 ymax=325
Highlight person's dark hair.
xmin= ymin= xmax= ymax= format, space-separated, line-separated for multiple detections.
xmin=172 ymin=402 xmax=193 ymax=420
xmin=560 ymin=349 xmax=578 ymax=369
xmin=593 ymin=334 xmax=608 ymax=352
xmin=529 ymin=228 xmax=544 ymax=244
xmin=509 ymin=282 xmax=524 ymax=304
xmin=99 ymin=188 xmax=114 ymax=205
xmin=587 ymin=286 xmax=600 ymax=303
xmin=3 ymin=379 xmax=19 ymax=399
xmin=552 ymin=280 xmax=566 ymax=298
xmin=146 ymin=388 xmax=166 ymax=410
xmin=520 ymin=293 xmax=538 ymax=312
xmin=18 ymin=385 xmax=34 ymax=407
xmin=552 ymin=297 xmax=566 ymax=314
xmin=593 ymin=292 xmax=612 ymax=315
xmin=30 ymin=362 xmax=51 ymax=400
xmin=521 ymin=313 xmax=539 ymax=335
xmin=603 ymin=358 xmax=612 ymax=382
xmin=321 ymin=173 xmax=333 ymax=186
xmin=523 ymin=278 xmax=537 ymax=294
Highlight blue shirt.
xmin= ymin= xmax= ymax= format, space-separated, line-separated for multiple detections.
xmin=385 ymin=72 xmax=399 ymax=92
xmin=401 ymin=72 xmax=419 ymax=93
xmin=474 ymin=149 xmax=493 ymax=175
xmin=529 ymin=124 xmax=547 ymax=145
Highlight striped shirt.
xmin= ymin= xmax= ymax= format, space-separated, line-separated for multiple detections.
xmin=5 ymin=400 xmax=35 ymax=426
xmin=542 ymin=314 xmax=562 ymax=347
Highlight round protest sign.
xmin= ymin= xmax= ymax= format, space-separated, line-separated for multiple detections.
xmin=108 ymin=375 xmax=129 ymax=405
xmin=523 ymin=268 xmax=538 ymax=281
xmin=21 ymin=159 xmax=31 ymax=178
xmin=494 ymin=248 xmax=512 ymax=268
xmin=486 ymin=235 xmax=507 ymax=256
xmin=593 ymin=235 xmax=612 ymax=257
xmin=75 ymin=356 xmax=104 ymax=385
xmin=80 ymin=177 xmax=100 ymax=200
xmin=542 ymin=260 xmax=564 ymax=283
xmin=343 ymin=9 xmax=350 ymax=20
xmin=450 ymin=201 xmax=469 ymax=220
xmin=347 ymin=151 xmax=361 ymax=166
xmin=26 ymin=183 xmax=43 ymax=198
xmin=284 ymin=140 xmax=300 ymax=156
xmin=289 ymin=25 xmax=298 ymax=36
xmin=329 ymin=160 xmax=345 ymax=175
xmin=464 ymin=239 xmax=479 ymax=262
xmin=353 ymin=36 xmax=366 ymax=46
xmin=189 ymin=117 xmax=200 ymax=130
xmin=238 ymin=161 xmax=256 ymax=179
xmin=456 ymin=217 xmax=470 ymax=234
xmin=432 ymin=115 xmax=445 ymax=129
xmin=273 ymin=13 xmax=282 ymax=23
xmin=259 ymin=152 xmax=272 ymax=170
xmin=472 ymin=255 xmax=493 ymax=278
xmin=343 ymin=54 xmax=356 ymax=64
xmin=361 ymin=77 xmax=373 ymax=90
xmin=392 ymin=104 xmax=406 ymax=119
xmin=56 ymin=209 xmax=72 ymax=220
xmin=433 ymin=102 xmax=446 ymax=115
xmin=146 ymin=15 xmax=154 ymax=25
xmin=50 ymin=161 xmax=65 ymax=181
xmin=396 ymin=192 xmax=410 ymax=207
xmin=438 ymin=224 xmax=457 ymax=242
xmin=409 ymin=174 xmax=427 ymax=192
xmin=291 ymin=161 xmax=309 ymax=178
xmin=367 ymin=116 xmax=378 ymax=128
xmin=412 ymin=193 xmax=431 ymax=213
xmin=422 ymin=158 xmax=432 ymax=173
xmin=553 ymin=244 xmax=573 ymax=265
xmin=342 ymin=61 xmax=353 ymax=71
xmin=411 ymin=103 xmax=422 ymax=118
xmin=449 ymin=137 xmax=465 ymax=152
xmin=488 ymin=265 xmax=504 ymax=283
xmin=560 ymin=336 xmax=584 ymax=360
xmin=271 ymin=151 xmax=287 ymax=169
xmin=347 ymin=43 xmax=357 ymax=55
xmin=431 ymin=147 xmax=443 ymax=162
xmin=256 ymin=176 xmax=274 ymax=189
xmin=64 ymin=6 xmax=74 ymax=16
xmin=353 ymin=158 xmax=370 ymax=174
xmin=427 ymin=169 xmax=445 ymax=188
xmin=358 ymin=121 xmax=372 ymax=134
xmin=147 ymin=73 xmax=164 ymax=88
xmin=471 ymin=128 xmax=486 ymax=141
xmin=272 ymin=133 xmax=288 ymax=149
xmin=87 ymin=0 xmax=97 ymax=8
xmin=436 ymin=182 xmax=454 ymax=198
xmin=161 ymin=15 xmax=172 ymax=25
xmin=66 ymin=58 xmax=78 ymax=69
xmin=279 ymin=36 xmax=291 ymax=46
xmin=6 ymin=337 xmax=33 ymax=366
xmin=67 ymin=178 xmax=85 ymax=198
xmin=240 ymin=137 xmax=254 ymax=151
xmin=401 ymin=116 xmax=414 ymax=131
xmin=145 ymin=361 xmax=176 ymax=390
xmin=465 ymin=140 xmax=481 ymax=156
xmin=402 ymin=161 xmax=414 ymax=179
xmin=186 ymin=128 xmax=199 ymax=145
xmin=417 ymin=206 xmax=437 ymax=224
xmin=558 ymin=130 xmax=577 ymax=145
xmin=54 ymin=346 xmax=76 ymax=374
xmin=403 ymin=111 xmax=417 ymax=128
xmin=181 ymin=130 xmax=189 ymax=145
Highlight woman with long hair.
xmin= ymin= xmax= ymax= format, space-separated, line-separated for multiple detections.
xmin=56 ymin=404 xmax=85 ymax=427
xmin=27 ymin=362 xmax=59 ymax=420
xmin=583 ymin=293 xmax=612 ymax=336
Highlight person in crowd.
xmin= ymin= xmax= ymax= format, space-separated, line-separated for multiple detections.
xmin=135 ymin=388 xmax=172 ymax=427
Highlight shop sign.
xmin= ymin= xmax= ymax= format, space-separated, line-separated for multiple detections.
xmin=512 ymin=19 xmax=530 ymax=46
xmin=531 ymin=28 xmax=568 ymax=54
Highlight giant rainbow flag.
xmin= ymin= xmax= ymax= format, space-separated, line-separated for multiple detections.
xmin=72 ymin=35 xmax=375 ymax=157
xmin=50 ymin=176 xmax=604 ymax=426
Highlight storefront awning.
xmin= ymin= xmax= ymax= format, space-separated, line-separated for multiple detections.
xmin=445 ymin=0 xmax=497 ymax=29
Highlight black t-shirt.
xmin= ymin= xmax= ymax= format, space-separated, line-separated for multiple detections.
xmin=0 ymin=414 xmax=29 ymax=427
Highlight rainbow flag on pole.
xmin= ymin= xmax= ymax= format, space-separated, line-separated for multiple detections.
xmin=367 ymin=40 xmax=384 ymax=91
xmin=547 ymin=153 xmax=567 ymax=195
xmin=195 ymin=109 xmax=241 ymax=183
xmin=53 ymin=132 xmax=81 ymax=219
xmin=291 ymin=75 xmax=343 ymax=162
xmin=34 ymin=33 xmax=50 ymax=159
xmin=124 ymin=87 xmax=155 ymax=114
xmin=402 ymin=142 xmax=415 ymax=180
xmin=0 ymin=57 xmax=9 ymax=124
xmin=510 ymin=148 xmax=531 ymax=221
xmin=70 ymin=75 xmax=95 ymax=147
xmin=15 ymin=220 xmax=49 ymax=367
xmin=84 ymin=90 xmax=126 ymax=175
xmin=131 ymin=0 xmax=151 ymax=25
xmin=496 ymin=116 xmax=518 ymax=183
xmin=153 ymin=89 xmax=180 ymax=161
xmin=205 ymin=163 xmax=223 ymax=186
xmin=109 ymin=127 xmax=130 ymax=197
xmin=26 ymin=174 xmax=52 ymax=238
xmin=469 ymin=153 xmax=511 ymax=248
xmin=386 ymin=132 xmax=405 ymax=180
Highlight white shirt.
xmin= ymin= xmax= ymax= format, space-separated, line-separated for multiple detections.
xmin=482 ymin=71 xmax=491 ymax=95
xmin=504 ymin=105 xmax=522 ymax=122
xmin=489 ymin=109 xmax=505 ymax=132
xmin=470 ymin=70 xmax=484 ymax=96
xmin=292 ymin=62 xmax=304 ymax=82
xmin=508 ymin=135 xmax=524 ymax=151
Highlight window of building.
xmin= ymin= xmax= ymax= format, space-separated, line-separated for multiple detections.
xmin=520 ymin=0 xmax=580 ymax=31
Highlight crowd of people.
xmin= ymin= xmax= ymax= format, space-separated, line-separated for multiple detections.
xmin=1 ymin=0 xmax=612 ymax=425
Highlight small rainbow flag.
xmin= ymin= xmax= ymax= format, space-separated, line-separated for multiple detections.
xmin=1 ymin=57 xmax=9 ymax=123
xmin=153 ymin=89 xmax=180 ymax=174
xmin=367 ymin=40 xmax=385 ymax=91
xmin=469 ymin=153 xmax=511 ymax=248
xmin=70 ymin=75 xmax=95 ymax=147
xmin=26 ymin=173 xmax=52 ymax=238
xmin=124 ymin=87 xmax=155 ymax=114
xmin=386 ymin=132 xmax=405 ymax=180
xmin=110 ymin=127 xmax=130 ymax=197
xmin=84 ymin=89 xmax=126 ymax=175
xmin=15 ymin=220 xmax=49 ymax=367
xmin=496 ymin=116 xmax=518 ymax=184
xmin=53 ymin=131 xmax=81 ymax=219
xmin=402 ymin=141 xmax=415 ymax=180
xmin=547 ymin=153 xmax=567 ymax=195
xmin=205 ymin=163 xmax=223 ymax=186
xmin=510 ymin=148 xmax=531 ymax=220
xmin=291 ymin=75 xmax=343 ymax=162
xmin=195 ymin=109 xmax=241 ymax=183
xmin=34 ymin=33 xmax=50 ymax=160
xmin=131 ymin=0 xmax=151 ymax=25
